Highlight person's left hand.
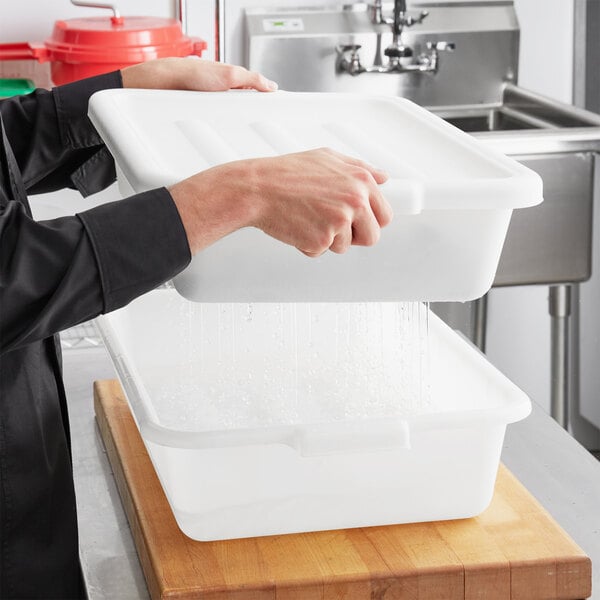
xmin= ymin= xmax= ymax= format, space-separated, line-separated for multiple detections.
xmin=121 ymin=57 xmax=278 ymax=93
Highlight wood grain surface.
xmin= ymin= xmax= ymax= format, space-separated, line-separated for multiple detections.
xmin=93 ymin=379 xmax=591 ymax=600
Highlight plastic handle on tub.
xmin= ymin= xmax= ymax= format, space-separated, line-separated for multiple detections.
xmin=379 ymin=179 xmax=424 ymax=215
xmin=134 ymin=418 xmax=411 ymax=454
xmin=0 ymin=42 xmax=49 ymax=62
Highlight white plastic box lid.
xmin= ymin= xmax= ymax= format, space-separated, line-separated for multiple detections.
xmin=88 ymin=89 xmax=543 ymax=302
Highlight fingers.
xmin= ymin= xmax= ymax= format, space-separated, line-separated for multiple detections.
xmin=329 ymin=228 xmax=353 ymax=254
xmin=129 ymin=59 xmax=279 ymax=93
xmin=367 ymin=180 xmax=394 ymax=228
xmin=324 ymin=148 xmax=389 ymax=185
xmin=300 ymin=219 xmax=377 ymax=258
xmin=282 ymin=149 xmax=393 ymax=258
xmin=227 ymin=65 xmax=278 ymax=92
xmin=300 ymin=199 xmax=382 ymax=258
xmin=315 ymin=149 xmax=393 ymax=229
xmin=350 ymin=207 xmax=381 ymax=248
xmin=299 ymin=248 xmax=327 ymax=258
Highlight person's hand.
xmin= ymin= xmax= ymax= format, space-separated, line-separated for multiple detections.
xmin=121 ymin=57 xmax=278 ymax=92
xmin=168 ymin=148 xmax=392 ymax=257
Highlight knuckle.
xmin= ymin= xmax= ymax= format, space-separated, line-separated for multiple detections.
xmin=364 ymin=227 xmax=381 ymax=246
xmin=352 ymin=167 xmax=372 ymax=184
xmin=372 ymin=227 xmax=382 ymax=245
xmin=380 ymin=209 xmax=393 ymax=227
xmin=314 ymin=229 xmax=334 ymax=251
xmin=344 ymin=189 xmax=368 ymax=211
xmin=332 ymin=210 xmax=353 ymax=230
xmin=330 ymin=245 xmax=348 ymax=255
xmin=353 ymin=225 xmax=380 ymax=247
xmin=330 ymin=233 xmax=350 ymax=254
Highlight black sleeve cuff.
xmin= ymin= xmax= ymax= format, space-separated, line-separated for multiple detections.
xmin=78 ymin=187 xmax=191 ymax=313
xmin=53 ymin=70 xmax=123 ymax=151
xmin=70 ymin=146 xmax=117 ymax=198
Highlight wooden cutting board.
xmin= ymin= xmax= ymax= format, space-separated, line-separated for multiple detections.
xmin=93 ymin=379 xmax=591 ymax=600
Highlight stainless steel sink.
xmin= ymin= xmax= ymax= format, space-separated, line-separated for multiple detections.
xmin=443 ymin=110 xmax=534 ymax=133
xmin=431 ymin=84 xmax=600 ymax=429
xmin=430 ymin=84 xmax=600 ymax=288
xmin=435 ymin=84 xmax=600 ymax=134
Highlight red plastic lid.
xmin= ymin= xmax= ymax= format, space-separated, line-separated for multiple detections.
xmin=45 ymin=16 xmax=204 ymax=63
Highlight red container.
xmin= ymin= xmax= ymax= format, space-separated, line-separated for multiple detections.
xmin=0 ymin=15 xmax=207 ymax=85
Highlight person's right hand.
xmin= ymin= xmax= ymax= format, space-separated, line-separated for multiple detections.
xmin=168 ymin=148 xmax=392 ymax=257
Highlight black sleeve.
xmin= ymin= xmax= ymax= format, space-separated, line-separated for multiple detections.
xmin=0 ymin=188 xmax=191 ymax=354
xmin=0 ymin=71 xmax=123 ymax=196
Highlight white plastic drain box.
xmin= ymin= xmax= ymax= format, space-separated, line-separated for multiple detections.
xmin=88 ymin=89 xmax=543 ymax=302
xmin=96 ymin=290 xmax=531 ymax=541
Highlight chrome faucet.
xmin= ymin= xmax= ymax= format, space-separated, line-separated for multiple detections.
xmin=337 ymin=1 xmax=454 ymax=76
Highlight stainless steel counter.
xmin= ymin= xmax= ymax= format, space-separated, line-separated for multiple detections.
xmin=63 ymin=345 xmax=600 ymax=600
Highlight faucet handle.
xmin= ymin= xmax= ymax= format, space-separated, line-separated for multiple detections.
xmin=404 ymin=10 xmax=429 ymax=27
xmin=337 ymin=44 xmax=362 ymax=55
xmin=335 ymin=44 xmax=364 ymax=76
xmin=426 ymin=41 xmax=456 ymax=52
xmin=385 ymin=9 xmax=428 ymax=29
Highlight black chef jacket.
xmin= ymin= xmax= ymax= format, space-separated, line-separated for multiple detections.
xmin=0 ymin=72 xmax=190 ymax=598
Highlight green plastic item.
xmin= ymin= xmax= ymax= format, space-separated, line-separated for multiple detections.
xmin=0 ymin=78 xmax=36 ymax=98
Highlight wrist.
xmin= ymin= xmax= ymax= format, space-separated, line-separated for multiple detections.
xmin=121 ymin=59 xmax=180 ymax=90
xmin=168 ymin=161 xmax=259 ymax=255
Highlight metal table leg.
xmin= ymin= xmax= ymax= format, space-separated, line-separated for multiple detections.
xmin=472 ymin=294 xmax=488 ymax=353
xmin=549 ymin=284 xmax=572 ymax=429
xmin=473 ymin=285 xmax=573 ymax=429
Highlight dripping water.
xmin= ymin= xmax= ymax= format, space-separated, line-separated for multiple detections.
xmin=153 ymin=297 xmax=432 ymax=432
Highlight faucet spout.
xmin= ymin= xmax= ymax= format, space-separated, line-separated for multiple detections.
xmin=390 ymin=0 xmax=408 ymax=55
xmin=384 ymin=0 xmax=417 ymax=60
xmin=394 ymin=0 xmax=408 ymax=35
xmin=370 ymin=0 xmax=384 ymax=24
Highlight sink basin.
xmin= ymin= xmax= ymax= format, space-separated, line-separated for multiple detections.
xmin=432 ymin=83 xmax=600 ymax=133
xmin=429 ymin=83 xmax=600 ymax=288
xmin=430 ymin=83 xmax=600 ymax=155
xmin=438 ymin=102 xmax=600 ymax=133
xmin=443 ymin=110 xmax=533 ymax=133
